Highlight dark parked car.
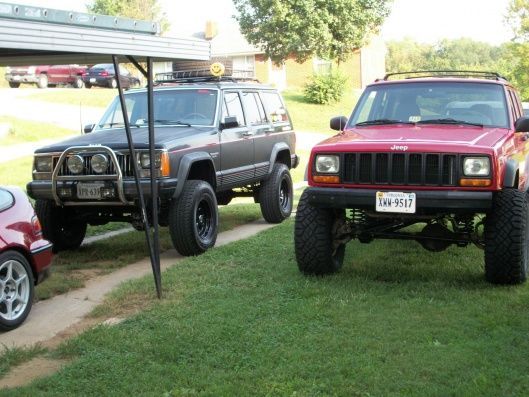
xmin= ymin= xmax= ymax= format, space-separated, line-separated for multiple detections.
xmin=28 ymin=72 xmax=297 ymax=257
xmin=82 ymin=63 xmax=141 ymax=89
xmin=0 ymin=186 xmax=52 ymax=331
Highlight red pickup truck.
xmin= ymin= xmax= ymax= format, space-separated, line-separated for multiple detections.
xmin=5 ymin=64 xmax=87 ymax=88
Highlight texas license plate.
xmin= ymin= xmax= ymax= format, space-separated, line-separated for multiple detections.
xmin=89 ymin=78 xmax=96 ymax=83
xmin=77 ymin=182 xmax=104 ymax=199
xmin=376 ymin=191 xmax=416 ymax=213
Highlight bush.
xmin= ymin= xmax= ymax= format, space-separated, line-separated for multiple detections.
xmin=303 ymin=72 xmax=347 ymax=104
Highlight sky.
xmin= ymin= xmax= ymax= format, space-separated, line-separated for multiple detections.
xmin=9 ymin=0 xmax=515 ymax=45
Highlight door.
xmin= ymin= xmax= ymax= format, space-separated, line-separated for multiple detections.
xmin=219 ymin=91 xmax=254 ymax=188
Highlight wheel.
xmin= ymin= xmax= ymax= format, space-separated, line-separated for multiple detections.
xmin=110 ymin=78 xmax=117 ymax=89
xmin=85 ymin=82 xmax=92 ymax=89
xmin=74 ymin=76 xmax=84 ymax=89
xmin=8 ymin=82 xmax=20 ymax=88
xmin=259 ymin=163 xmax=293 ymax=223
xmin=294 ymin=190 xmax=345 ymax=275
xmin=484 ymin=189 xmax=529 ymax=284
xmin=35 ymin=200 xmax=87 ymax=252
xmin=0 ymin=251 xmax=34 ymax=331
xmin=37 ymin=73 xmax=48 ymax=89
xmin=168 ymin=180 xmax=218 ymax=256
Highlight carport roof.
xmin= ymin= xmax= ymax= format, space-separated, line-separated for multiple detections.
xmin=0 ymin=2 xmax=210 ymax=66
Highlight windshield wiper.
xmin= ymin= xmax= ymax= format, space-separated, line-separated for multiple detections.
xmin=355 ymin=119 xmax=415 ymax=126
xmin=154 ymin=119 xmax=192 ymax=127
xmin=98 ymin=122 xmax=141 ymax=128
xmin=417 ymin=118 xmax=483 ymax=127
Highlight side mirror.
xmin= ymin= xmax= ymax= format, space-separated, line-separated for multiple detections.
xmin=84 ymin=124 xmax=95 ymax=134
xmin=515 ymin=117 xmax=529 ymax=133
xmin=330 ymin=116 xmax=348 ymax=131
xmin=220 ymin=116 xmax=239 ymax=130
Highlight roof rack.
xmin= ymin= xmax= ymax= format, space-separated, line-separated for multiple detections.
xmin=383 ymin=70 xmax=508 ymax=82
xmin=155 ymin=69 xmax=260 ymax=84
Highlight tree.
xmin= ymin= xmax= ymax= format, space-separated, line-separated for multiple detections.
xmin=87 ymin=0 xmax=169 ymax=33
xmin=505 ymin=0 xmax=529 ymax=99
xmin=233 ymin=0 xmax=391 ymax=64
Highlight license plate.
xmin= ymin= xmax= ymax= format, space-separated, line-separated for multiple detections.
xmin=89 ymin=78 xmax=96 ymax=83
xmin=13 ymin=75 xmax=20 ymax=81
xmin=376 ymin=191 xmax=416 ymax=213
xmin=77 ymin=182 xmax=104 ymax=199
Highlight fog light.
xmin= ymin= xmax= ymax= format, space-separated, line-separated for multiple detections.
xmin=100 ymin=187 xmax=115 ymax=198
xmin=58 ymin=188 xmax=72 ymax=197
xmin=91 ymin=154 xmax=108 ymax=174
xmin=67 ymin=155 xmax=84 ymax=174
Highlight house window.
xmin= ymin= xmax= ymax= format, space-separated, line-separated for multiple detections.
xmin=232 ymin=56 xmax=255 ymax=78
xmin=313 ymin=58 xmax=332 ymax=75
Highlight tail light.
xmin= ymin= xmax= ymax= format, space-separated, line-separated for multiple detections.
xmin=100 ymin=71 xmax=109 ymax=76
xmin=31 ymin=215 xmax=43 ymax=236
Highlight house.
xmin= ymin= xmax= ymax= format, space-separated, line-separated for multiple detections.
xmin=179 ymin=21 xmax=386 ymax=92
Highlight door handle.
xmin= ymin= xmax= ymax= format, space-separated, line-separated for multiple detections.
xmin=242 ymin=131 xmax=255 ymax=136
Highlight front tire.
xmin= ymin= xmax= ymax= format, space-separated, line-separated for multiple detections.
xmin=0 ymin=251 xmax=34 ymax=331
xmin=35 ymin=200 xmax=87 ymax=252
xmin=168 ymin=180 xmax=218 ymax=256
xmin=484 ymin=189 xmax=529 ymax=284
xmin=8 ymin=82 xmax=20 ymax=88
xmin=259 ymin=163 xmax=293 ymax=223
xmin=295 ymin=190 xmax=345 ymax=275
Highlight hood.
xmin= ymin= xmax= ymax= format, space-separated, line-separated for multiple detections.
xmin=34 ymin=125 xmax=215 ymax=153
xmin=315 ymin=124 xmax=509 ymax=153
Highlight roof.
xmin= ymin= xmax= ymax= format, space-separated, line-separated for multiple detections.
xmin=0 ymin=2 xmax=210 ymax=66
xmin=369 ymin=77 xmax=512 ymax=88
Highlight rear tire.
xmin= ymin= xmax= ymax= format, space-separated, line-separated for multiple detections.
xmin=484 ymin=189 xmax=529 ymax=284
xmin=295 ymin=190 xmax=345 ymax=275
xmin=74 ymin=76 xmax=84 ymax=89
xmin=0 ymin=251 xmax=34 ymax=331
xmin=259 ymin=163 xmax=293 ymax=223
xmin=8 ymin=82 xmax=20 ymax=88
xmin=168 ymin=180 xmax=218 ymax=256
xmin=37 ymin=73 xmax=48 ymax=89
xmin=85 ymin=82 xmax=92 ymax=89
xmin=110 ymin=78 xmax=117 ymax=89
xmin=35 ymin=200 xmax=87 ymax=252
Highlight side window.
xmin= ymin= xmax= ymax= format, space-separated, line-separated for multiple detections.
xmin=0 ymin=189 xmax=13 ymax=212
xmin=223 ymin=92 xmax=245 ymax=126
xmin=241 ymin=92 xmax=267 ymax=125
xmin=507 ymin=90 xmax=518 ymax=124
xmin=260 ymin=91 xmax=289 ymax=123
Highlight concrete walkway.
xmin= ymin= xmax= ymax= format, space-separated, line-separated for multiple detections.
xmin=0 ymin=220 xmax=277 ymax=349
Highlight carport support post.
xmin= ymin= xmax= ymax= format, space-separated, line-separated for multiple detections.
xmin=111 ymin=55 xmax=162 ymax=299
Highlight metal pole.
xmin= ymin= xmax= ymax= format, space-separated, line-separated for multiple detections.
xmin=111 ymin=55 xmax=161 ymax=299
xmin=147 ymin=57 xmax=162 ymax=297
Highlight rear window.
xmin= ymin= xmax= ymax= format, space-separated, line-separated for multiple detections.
xmin=0 ymin=189 xmax=14 ymax=212
xmin=260 ymin=91 xmax=289 ymax=124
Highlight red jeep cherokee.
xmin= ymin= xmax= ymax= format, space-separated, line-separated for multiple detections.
xmin=295 ymin=71 xmax=529 ymax=284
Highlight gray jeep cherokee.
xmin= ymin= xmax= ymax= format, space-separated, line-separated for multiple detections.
xmin=27 ymin=77 xmax=298 ymax=256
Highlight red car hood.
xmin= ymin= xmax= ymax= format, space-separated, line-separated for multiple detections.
xmin=315 ymin=124 xmax=509 ymax=153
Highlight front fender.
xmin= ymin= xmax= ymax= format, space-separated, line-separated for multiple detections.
xmin=173 ymin=152 xmax=216 ymax=199
xmin=503 ymin=158 xmax=519 ymax=189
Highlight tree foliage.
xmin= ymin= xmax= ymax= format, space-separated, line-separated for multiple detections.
xmin=233 ymin=0 xmax=391 ymax=64
xmin=505 ymin=0 xmax=529 ymax=99
xmin=87 ymin=0 xmax=169 ymax=32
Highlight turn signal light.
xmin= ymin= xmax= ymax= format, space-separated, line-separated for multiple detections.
xmin=459 ymin=178 xmax=491 ymax=187
xmin=31 ymin=215 xmax=42 ymax=236
xmin=313 ymin=175 xmax=340 ymax=184
xmin=160 ymin=152 xmax=170 ymax=177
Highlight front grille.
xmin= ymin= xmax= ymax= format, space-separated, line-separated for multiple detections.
xmin=54 ymin=153 xmax=134 ymax=177
xmin=342 ymin=153 xmax=458 ymax=186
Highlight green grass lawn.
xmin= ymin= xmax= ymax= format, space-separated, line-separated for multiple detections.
xmin=6 ymin=220 xmax=529 ymax=396
xmin=0 ymin=116 xmax=76 ymax=146
xmin=26 ymin=88 xmax=116 ymax=108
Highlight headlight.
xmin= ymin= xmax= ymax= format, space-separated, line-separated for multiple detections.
xmin=67 ymin=155 xmax=84 ymax=174
xmin=463 ymin=157 xmax=490 ymax=176
xmin=139 ymin=152 xmax=161 ymax=169
xmin=91 ymin=154 xmax=108 ymax=174
xmin=35 ymin=156 xmax=53 ymax=172
xmin=315 ymin=155 xmax=340 ymax=173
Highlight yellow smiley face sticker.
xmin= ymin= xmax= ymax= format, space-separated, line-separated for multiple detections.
xmin=210 ymin=62 xmax=225 ymax=77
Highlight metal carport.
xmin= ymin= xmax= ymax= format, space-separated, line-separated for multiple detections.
xmin=0 ymin=2 xmax=212 ymax=297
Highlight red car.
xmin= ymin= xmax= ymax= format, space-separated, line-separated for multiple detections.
xmin=0 ymin=186 xmax=52 ymax=331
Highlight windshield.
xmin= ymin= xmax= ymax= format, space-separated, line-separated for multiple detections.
xmin=96 ymin=88 xmax=218 ymax=129
xmin=348 ymin=82 xmax=510 ymax=129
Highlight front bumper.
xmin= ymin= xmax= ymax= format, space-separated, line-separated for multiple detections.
xmin=27 ymin=178 xmax=178 ymax=204
xmin=305 ymin=187 xmax=493 ymax=213
xmin=5 ymin=73 xmax=38 ymax=83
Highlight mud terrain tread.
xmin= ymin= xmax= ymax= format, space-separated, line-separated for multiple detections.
xmin=294 ymin=190 xmax=344 ymax=275
xmin=485 ymin=189 xmax=528 ymax=284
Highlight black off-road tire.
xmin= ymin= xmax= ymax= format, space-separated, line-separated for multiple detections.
xmin=168 ymin=180 xmax=218 ymax=256
xmin=8 ymin=82 xmax=20 ymax=88
xmin=35 ymin=200 xmax=87 ymax=252
xmin=259 ymin=163 xmax=293 ymax=223
xmin=484 ymin=189 xmax=529 ymax=284
xmin=37 ymin=73 xmax=48 ymax=89
xmin=294 ymin=190 xmax=345 ymax=275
